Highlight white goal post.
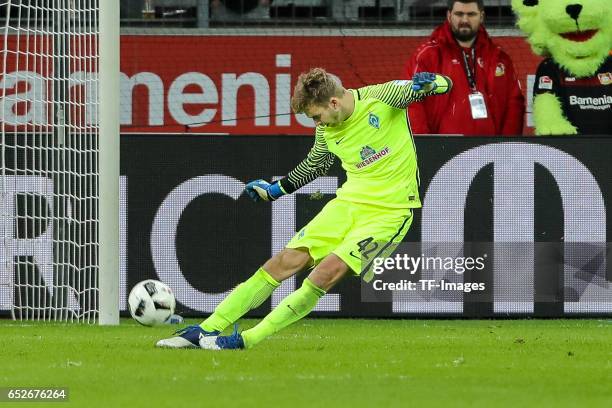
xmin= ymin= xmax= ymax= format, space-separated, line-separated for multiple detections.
xmin=99 ymin=0 xmax=119 ymax=325
xmin=0 ymin=0 xmax=119 ymax=324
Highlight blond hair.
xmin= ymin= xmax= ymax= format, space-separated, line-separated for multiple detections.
xmin=290 ymin=68 xmax=343 ymax=113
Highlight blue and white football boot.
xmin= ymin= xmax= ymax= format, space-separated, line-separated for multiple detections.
xmin=199 ymin=325 xmax=245 ymax=350
xmin=156 ymin=325 xmax=220 ymax=349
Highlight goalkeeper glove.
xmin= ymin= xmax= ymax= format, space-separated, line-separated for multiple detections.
xmin=411 ymin=72 xmax=451 ymax=94
xmin=411 ymin=72 xmax=436 ymax=91
xmin=245 ymin=179 xmax=285 ymax=202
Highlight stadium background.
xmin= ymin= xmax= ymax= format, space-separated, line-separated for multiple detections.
xmin=117 ymin=0 xmax=540 ymax=135
xmin=118 ymin=33 xmax=540 ymax=134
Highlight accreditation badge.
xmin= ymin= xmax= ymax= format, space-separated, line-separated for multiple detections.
xmin=468 ymin=92 xmax=488 ymax=119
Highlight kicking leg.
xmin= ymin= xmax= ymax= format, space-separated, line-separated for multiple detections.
xmin=201 ymin=253 xmax=350 ymax=350
xmin=156 ymin=248 xmax=312 ymax=348
xmin=200 ymin=248 xmax=312 ymax=332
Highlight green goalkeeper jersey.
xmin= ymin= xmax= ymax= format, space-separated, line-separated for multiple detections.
xmin=279 ymin=79 xmax=446 ymax=209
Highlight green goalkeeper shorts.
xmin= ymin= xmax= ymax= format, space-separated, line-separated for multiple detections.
xmin=285 ymin=198 xmax=414 ymax=277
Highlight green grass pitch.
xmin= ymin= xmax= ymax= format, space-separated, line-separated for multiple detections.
xmin=2 ymin=318 xmax=611 ymax=407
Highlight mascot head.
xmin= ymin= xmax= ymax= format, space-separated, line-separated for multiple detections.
xmin=512 ymin=0 xmax=612 ymax=77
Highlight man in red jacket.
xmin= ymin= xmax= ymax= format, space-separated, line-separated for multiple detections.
xmin=404 ymin=0 xmax=525 ymax=136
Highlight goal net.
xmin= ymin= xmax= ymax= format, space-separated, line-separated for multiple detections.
xmin=1 ymin=0 xmax=117 ymax=322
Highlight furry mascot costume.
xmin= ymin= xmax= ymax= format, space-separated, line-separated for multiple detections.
xmin=512 ymin=0 xmax=611 ymax=135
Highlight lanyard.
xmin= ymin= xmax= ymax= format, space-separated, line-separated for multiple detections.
xmin=461 ymin=47 xmax=477 ymax=91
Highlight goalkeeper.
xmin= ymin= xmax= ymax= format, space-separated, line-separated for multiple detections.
xmin=157 ymin=68 xmax=451 ymax=350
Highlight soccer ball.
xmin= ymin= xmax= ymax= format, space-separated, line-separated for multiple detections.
xmin=128 ymin=279 xmax=176 ymax=326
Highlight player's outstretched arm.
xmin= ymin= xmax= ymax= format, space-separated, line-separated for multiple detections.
xmin=245 ymin=128 xmax=334 ymax=203
xmin=358 ymin=74 xmax=452 ymax=109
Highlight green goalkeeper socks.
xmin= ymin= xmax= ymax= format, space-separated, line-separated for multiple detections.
xmin=241 ymin=278 xmax=325 ymax=349
xmin=200 ymin=268 xmax=280 ymax=333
